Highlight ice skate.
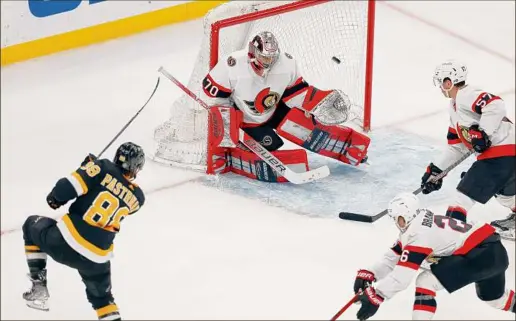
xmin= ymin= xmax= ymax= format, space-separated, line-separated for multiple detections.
xmin=491 ymin=212 xmax=515 ymax=241
xmin=23 ymin=269 xmax=49 ymax=311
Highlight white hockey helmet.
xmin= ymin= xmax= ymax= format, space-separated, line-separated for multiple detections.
xmin=387 ymin=192 xmax=421 ymax=232
xmin=433 ymin=60 xmax=468 ymax=88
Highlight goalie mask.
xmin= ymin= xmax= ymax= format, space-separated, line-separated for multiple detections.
xmin=387 ymin=192 xmax=421 ymax=232
xmin=248 ymin=31 xmax=280 ymax=77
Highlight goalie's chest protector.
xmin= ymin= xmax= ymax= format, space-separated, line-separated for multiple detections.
xmin=228 ymin=51 xmax=297 ymax=126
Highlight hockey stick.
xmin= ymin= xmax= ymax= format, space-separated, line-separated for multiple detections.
xmin=339 ymin=150 xmax=474 ymax=223
xmin=330 ymin=293 xmax=359 ymax=321
xmin=157 ymin=66 xmax=330 ymax=184
xmin=97 ymin=77 xmax=161 ymax=158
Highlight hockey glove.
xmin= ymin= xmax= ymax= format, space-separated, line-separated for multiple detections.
xmin=354 ymin=269 xmax=375 ymax=294
xmin=421 ymin=163 xmax=444 ymax=194
xmin=356 ymin=286 xmax=384 ymax=320
xmin=46 ymin=192 xmax=65 ymax=210
xmin=81 ymin=153 xmax=97 ymax=166
xmin=468 ymin=124 xmax=491 ymax=153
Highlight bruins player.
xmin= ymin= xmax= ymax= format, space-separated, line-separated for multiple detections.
xmin=22 ymin=142 xmax=145 ymax=321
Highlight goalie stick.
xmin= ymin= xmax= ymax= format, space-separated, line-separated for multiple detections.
xmin=339 ymin=150 xmax=474 ymax=223
xmin=157 ymin=66 xmax=330 ymax=184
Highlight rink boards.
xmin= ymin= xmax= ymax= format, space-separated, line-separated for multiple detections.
xmin=1 ymin=0 xmax=226 ymax=66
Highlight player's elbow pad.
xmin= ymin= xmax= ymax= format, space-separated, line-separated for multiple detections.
xmin=51 ymin=177 xmax=78 ymax=202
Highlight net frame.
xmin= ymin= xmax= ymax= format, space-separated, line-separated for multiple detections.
xmin=154 ymin=0 xmax=376 ymax=174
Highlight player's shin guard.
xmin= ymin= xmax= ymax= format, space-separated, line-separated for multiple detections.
xmin=226 ymin=147 xmax=309 ymax=182
xmin=276 ymin=108 xmax=369 ymax=166
xmin=445 ymin=191 xmax=476 ymax=223
xmin=96 ymin=304 xmax=121 ymax=320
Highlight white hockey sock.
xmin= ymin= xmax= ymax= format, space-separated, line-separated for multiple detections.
xmin=495 ymin=194 xmax=516 ymax=213
xmin=413 ymin=270 xmax=444 ymax=320
xmin=484 ymin=289 xmax=516 ymax=312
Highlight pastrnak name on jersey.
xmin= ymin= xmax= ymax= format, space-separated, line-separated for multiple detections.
xmin=100 ymin=173 xmax=140 ymax=213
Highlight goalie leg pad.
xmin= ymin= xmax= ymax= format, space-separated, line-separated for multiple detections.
xmin=209 ymin=106 xmax=242 ymax=149
xmin=276 ymin=108 xmax=370 ymax=166
xmin=228 ymin=147 xmax=308 ymax=183
xmin=208 ymin=106 xmax=243 ymax=174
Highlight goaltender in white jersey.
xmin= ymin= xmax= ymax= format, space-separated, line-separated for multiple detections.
xmin=421 ymin=60 xmax=515 ymax=240
xmin=202 ymin=47 xmax=300 ymax=126
xmin=351 ymin=193 xmax=515 ymax=320
xmin=199 ymin=31 xmax=371 ymax=182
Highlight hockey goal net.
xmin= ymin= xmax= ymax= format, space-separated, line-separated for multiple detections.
xmin=153 ymin=0 xmax=375 ymax=173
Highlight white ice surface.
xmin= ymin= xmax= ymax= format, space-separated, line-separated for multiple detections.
xmin=1 ymin=1 xmax=515 ymax=320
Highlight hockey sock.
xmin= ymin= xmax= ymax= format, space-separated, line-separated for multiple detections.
xmin=96 ymin=303 xmax=121 ymax=320
xmin=412 ymin=287 xmax=437 ymax=320
xmin=24 ymin=245 xmax=47 ymax=278
xmin=485 ymin=289 xmax=516 ymax=313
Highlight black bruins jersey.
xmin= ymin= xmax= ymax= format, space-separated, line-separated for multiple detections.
xmin=52 ymin=158 xmax=145 ymax=263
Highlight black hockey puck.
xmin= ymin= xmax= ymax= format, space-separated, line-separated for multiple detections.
xmin=332 ymin=56 xmax=341 ymax=64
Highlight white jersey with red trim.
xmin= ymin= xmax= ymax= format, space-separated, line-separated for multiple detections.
xmin=369 ymin=209 xmax=495 ymax=300
xmin=200 ymin=49 xmax=312 ymax=126
xmin=435 ymin=85 xmax=515 ymax=169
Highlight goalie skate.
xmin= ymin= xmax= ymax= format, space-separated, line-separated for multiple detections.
xmin=23 ymin=270 xmax=49 ymax=311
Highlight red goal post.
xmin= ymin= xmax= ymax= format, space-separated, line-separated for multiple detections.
xmin=152 ymin=0 xmax=376 ymax=173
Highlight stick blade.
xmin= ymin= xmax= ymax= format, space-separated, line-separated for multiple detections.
xmin=286 ymin=165 xmax=330 ymax=184
xmin=338 ymin=212 xmax=374 ymax=222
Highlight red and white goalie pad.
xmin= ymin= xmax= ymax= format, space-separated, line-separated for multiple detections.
xmin=209 ymin=105 xmax=242 ymax=149
xmin=227 ymin=147 xmax=309 ymax=183
xmin=277 ymin=108 xmax=370 ymax=166
xmin=207 ymin=105 xmax=310 ymax=181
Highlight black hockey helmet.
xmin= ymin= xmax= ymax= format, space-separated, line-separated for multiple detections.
xmin=114 ymin=142 xmax=145 ymax=178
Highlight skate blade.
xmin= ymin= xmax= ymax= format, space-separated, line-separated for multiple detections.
xmin=26 ymin=300 xmax=49 ymax=311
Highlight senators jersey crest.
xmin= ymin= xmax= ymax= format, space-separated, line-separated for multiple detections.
xmin=244 ymin=88 xmax=280 ymax=114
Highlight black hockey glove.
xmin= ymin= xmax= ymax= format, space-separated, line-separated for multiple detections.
xmin=468 ymin=124 xmax=491 ymax=153
xmin=81 ymin=153 xmax=97 ymax=166
xmin=354 ymin=269 xmax=375 ymax=294
xmin=46 ymin=192 xmax=66 ymax=210
xmin=356 ymin=286 xmax=384 ymax=320
xmin=421 ymin=163 xmax=443 ymax=194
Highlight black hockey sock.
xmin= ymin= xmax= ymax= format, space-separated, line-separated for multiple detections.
xmin=24 ymin=245 xmax=47 ymax=278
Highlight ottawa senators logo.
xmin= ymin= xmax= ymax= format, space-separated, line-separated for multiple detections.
xmin=457 ymin=124 xmax=473 ymax=149
xmin=244 ymin=88 xmax=280 ymax=114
